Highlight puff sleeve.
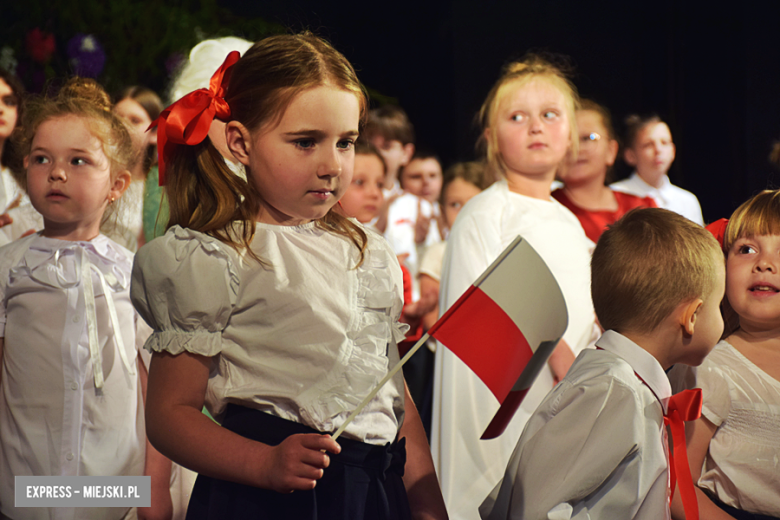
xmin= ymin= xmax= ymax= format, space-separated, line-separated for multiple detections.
xmin=131 ymin=226 xmax=239 ymax=357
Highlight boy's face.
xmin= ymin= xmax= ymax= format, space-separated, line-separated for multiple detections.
xmin=368 ymin=136 xmax=413 ymax=184
xmin=625 ymin=122 xmax=675 ymax=181
xmin=681 ymin=259 xmax=725 ymax=366
xmin=400 ymin=157 xmax=443 ymax=203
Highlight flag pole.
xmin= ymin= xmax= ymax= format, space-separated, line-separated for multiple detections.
xmin=331 ymin=332 xmax=431 ymax=441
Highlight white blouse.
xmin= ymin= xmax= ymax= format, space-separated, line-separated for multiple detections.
xmin=0 ymin=233 xmax=145 ymax=520
xmin=695 ymin=340 xmax=780 ymax=516
xmin=131 ymin=222 xmax=408 ymax=445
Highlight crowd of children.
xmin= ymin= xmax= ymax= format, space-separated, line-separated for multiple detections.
xmin=0 ymin=28 xmax=777 ymax=520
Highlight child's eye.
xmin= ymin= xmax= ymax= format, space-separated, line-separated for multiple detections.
xmin=31 ymin=155 xmax=49 ymax=165
xmin=2 ymin=95 xmax=17 ymax=108
xmin=71 ymin=157 xmax=88 ymax=166
xmin=543 ymin=111 xmax=559 ymax=120
xmin=295 ymin=139 xmax=314 ymax=149
xmin=738 ymin=244 xmax=757 ymax=254
xmin=337 ymin=139 xmax=354 ymax=150
xmin=448 ymin=201 xmax=463 ymax=210
xmin=511 ymin=114 xmax=526 ymax=122
xmin=352 ymin=178 xmax=364 ymax=186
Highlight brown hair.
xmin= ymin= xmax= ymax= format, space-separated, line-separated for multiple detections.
xmin=478 ymin=54 xmax=579 ymax=177
xmin=13 ymin=77 xmax=134 ymax=229
xmin=363 ymin=105 xmax=415 ymax=145
xmin=116 ymin=86 xmax=164 ymax=173
xmin=592 ymin=208 xmax=722 ymax=334
xmin=439 ymin=160 xmax=493 ymax=206
xmin=623 ymin=113 xmax=662 ymax=150
xmin=164 ymin=32 xmax=370 ymax=264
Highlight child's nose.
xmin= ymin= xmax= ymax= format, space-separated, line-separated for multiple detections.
xmin=318 ymin=150 xmax=342 ymax=177
xmin=49 ymin=164 xmax=67 ymax=182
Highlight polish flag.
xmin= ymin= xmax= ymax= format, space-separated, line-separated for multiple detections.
xmin=429 ymin=236 xmax=568 ymax=439
xmin=331 ymin=236 xmax=569 ymax=442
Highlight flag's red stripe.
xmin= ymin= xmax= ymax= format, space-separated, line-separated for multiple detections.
xmin=430 ymin=286 xmax=533 ymax=402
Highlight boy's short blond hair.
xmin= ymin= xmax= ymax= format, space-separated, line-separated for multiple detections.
xmin=592 ymin=208 xmax=722 ymax=334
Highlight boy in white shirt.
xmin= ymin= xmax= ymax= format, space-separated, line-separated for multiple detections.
xmin=611 ymin=115 xmax=704 ymax=225
xmin=480 ymin=208 xmax=725 ymax=520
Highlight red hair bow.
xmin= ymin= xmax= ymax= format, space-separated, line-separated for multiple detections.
xmin=150 ymin=51 xmax=241 ymax=185
xmin=705 ymin=218 xmax=728 ymax=250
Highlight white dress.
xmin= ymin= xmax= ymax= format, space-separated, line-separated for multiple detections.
xmin=693 ymin=340 xmax=780 ymax=516
xmin=432 ymin=179 xmax=597 ymax=520
xmin=131 ymin=222 xmax=409 ymax=445
xmin=0 ymin=233 xmax=145 ymax=520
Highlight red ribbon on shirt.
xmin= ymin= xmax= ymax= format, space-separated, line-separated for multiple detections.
xmin=149 ymin=50 xmax=240 ymax=185
xmin=664 ymin=388 xmax=703 ymax=520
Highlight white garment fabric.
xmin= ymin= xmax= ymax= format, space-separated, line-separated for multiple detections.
xmin=610 ymin=172 xmax=704 ymax=225
xmin=384 ymin=193 xmax=443 ymax=300
xmin=0 ymin=233 xmax=145 ymax=520
xmin=132 ymin=222 xmax=408 ymax=445
xmin=432 ymin=180 xmax=597 ymax=519
xmin=108 ymin=179 xmax=145 ymax=253
xmin=480 ymin=330 xmax=672 ymax=520
xmin=689 ymin=340 xmax=780 ymax=516
xmin=0 ymin=166 xmax=43 ymax=246
xmin=0 ymin=166 xmax=23 ymax=214
xmin=418 ymin=240 xmax=446 ymax=283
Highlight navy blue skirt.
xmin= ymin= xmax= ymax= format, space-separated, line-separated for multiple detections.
xmin=710 ymin=494 xmax=780 ymax=520
xmin=185 ymin=405 xmax=412 ymax=520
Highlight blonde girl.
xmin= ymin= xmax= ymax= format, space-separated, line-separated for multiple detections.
xmin=0 ymin=78 xmax=171 ymax=520
xmin=132 ymin=33 xmax=446 ymax=519
xmin=431 ymin=56 xmax=597 ymax=519
xmin=672 ymin=190 xmax=780 ymax=520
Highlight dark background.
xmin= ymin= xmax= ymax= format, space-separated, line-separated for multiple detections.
xmin=5 ymin=1 xmax=780 ymax=222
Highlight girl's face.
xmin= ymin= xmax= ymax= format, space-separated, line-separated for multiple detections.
xmin=442 ymin=177 xmax=481 ymax=228
xmin=26 ymin=115 xmax=128 ymax=241
xmin=493 ymin=78 xmax=571 ymax=181
xmin=558 ymin=110 xmax=618 ymax=186
xmin=114 ymin=98 xmax=156 ymax=154
xmin=0 ymin=78 xmax=19 ymax=142
xmin=400 ymin=157 xmax=443 ymax=203
xmin=228 ymin=85 xmax=360 ymax=226
xmin=339 ymin=153 xmax=385 ymax=224
xmin=726 ymin=233 xmax=780 ymax=330
xmin=625 ymin=122 xmax=675 ymax=178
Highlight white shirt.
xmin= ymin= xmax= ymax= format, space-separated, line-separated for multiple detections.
xmin=132 ymin=222 xmax=408 ymax=445
xmin=384 ymin=193 xmax=443 ymax=300
xmin=691 ymin=340 xmax=780 ymax=516
xmin=0 ymin=234 xmax=145 ymax=520
xmin=480 ymin=330 xmax=672 ymax=520
xmin=432 ymin=180 xmax=597 ymax=519
xmin=610 ymin=172 xmax=704 ymax=225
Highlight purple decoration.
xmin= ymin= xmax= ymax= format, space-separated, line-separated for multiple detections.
xmin=67 ymin=34 xmax=106 ymax=78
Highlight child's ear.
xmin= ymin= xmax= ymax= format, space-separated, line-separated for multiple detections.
xmin=624 ymin=148 xmax=637 ymax=167
xmin=226 ymin=121 xmax=252 ymax=166
xmin=401 ymin=142 xmax=415 ymax=167
xmin=109 ymin=170 xmax=132 ymax=201
xmin=679 ymin=298 xmax=703 ymax=336
xmin=606 ymin=139 xmax=619 ymax=167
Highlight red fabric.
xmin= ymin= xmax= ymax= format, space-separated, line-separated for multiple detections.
xmin=664 ymin=389 xmax=703 ymax=520
xmin=552 ymin=189 xmax=657 ymax=243
xmin=150 ymin=51 xmax=240 ymax=185
xmin=706 ymin=219 xmax=728 ymax=250
xmin=429 ymin=285 xmax=534 ymax=403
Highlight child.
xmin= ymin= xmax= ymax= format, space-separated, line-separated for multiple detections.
xmin=364 ymin=105 xmax=415 ymax=197
xmin=671 ymin=191 xmax=780 ymax=520
xmin=431 ymin=55 xmax=598 ymax=519
xmin=338 ymin=139 xmax=386 ymax=228
xmin=132 ymin=33 xmax=447 ymax=519
xmin=385 ymin=150 xmax=445 ymax=300
xmin=611 ymin=114 xmax=704 ymax=225
xmin=0 ymin=78 xmax=171 ymax=520
xmin=553 ymin=100 xmax=656 ymax=243
xmin=114 ymin=86 xmax=164 ymax=246
xmin=482 ymin=208 xmax=726 ymax=520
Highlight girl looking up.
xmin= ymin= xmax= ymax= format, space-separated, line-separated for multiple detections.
xmin=611 ymin=114 xmax=704 ymax=225
xmin=553 ymin=99 xmax=656 ymax=243
xmin=132 ymin=33 xmax=447 ymax=520
xmin=431 ymin=55 xmax=597 ymax=519
xmin=672 ymin=190 xmax=780 ymax=520
xmin=0 ymin=78 xmax=171 ymax=520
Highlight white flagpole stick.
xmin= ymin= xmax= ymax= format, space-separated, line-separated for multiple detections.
xmin=331 ymin=332 xmax=431 ymax=441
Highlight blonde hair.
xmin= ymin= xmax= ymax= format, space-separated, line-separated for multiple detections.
xmin=478 ymin=55 xmax=579 ymax=177
xmin=13 ymin=77 xmax=134 ymax=231
xmin=164 ymin=32 xmax=369 ymax=263
xmin=592 ymin=208 xmax=722 ymax=334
